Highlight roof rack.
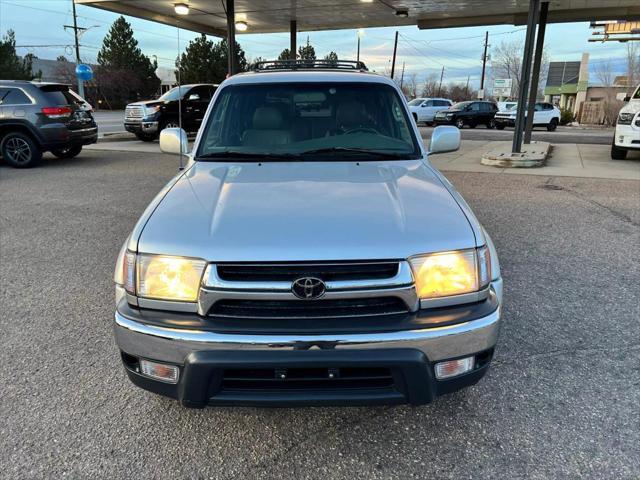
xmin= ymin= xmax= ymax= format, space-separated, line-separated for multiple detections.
xmin=250 ymin=59 xmax=368 ymax=72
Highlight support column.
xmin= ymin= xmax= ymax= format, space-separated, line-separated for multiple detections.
xmin=290 ymin=20 xmax=297 ymax=60
xmin=512 ymin=0 xmax=540 ymax=153
xmin=524 ymin=1 xmax=549 ymax=144
xmin=226 ymin=0 xmax=236 ymax=76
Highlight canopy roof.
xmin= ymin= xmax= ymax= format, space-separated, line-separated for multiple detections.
xmin=75 ymin=0 xmax=640 ymax=36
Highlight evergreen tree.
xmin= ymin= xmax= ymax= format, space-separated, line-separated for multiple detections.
xmin=213 ymin=37 xmax=248 ymax=79
xmin=278 ymin=49 xmax=294 ymax=61
xmin=324 ymin=51 xmax=338 ymax=66
xmin=0 ymin=30 xmax=36 ymax=80
xmin=96 ymin=16 xmax=159 ymax=106
xmin=298 ymin=38 xmax=316 ymax=66
xmin=176 ymin=34 xmax=216 ymax=84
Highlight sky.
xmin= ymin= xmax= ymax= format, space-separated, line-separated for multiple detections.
xmin=0 ymin=0 xmax=634 ymax=89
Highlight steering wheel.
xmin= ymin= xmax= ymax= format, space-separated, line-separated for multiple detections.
xmin=342 ymin=126 xmax=380 ymax=135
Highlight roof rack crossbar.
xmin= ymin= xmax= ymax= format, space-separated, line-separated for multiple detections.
xmin=250 ymin=59 xmax=368 ymax=72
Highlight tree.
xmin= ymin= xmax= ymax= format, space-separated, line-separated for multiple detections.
xmin=278 ymin=48 xmax=294 ymax=61
xmin=0 ymin=30 xmax=36 ymax=80
xmin=95 ymin=16 xmax=159 ymax=107
xmin=214 ymin=37 xmax=248 ymax=78
xmin=626 ymin=43 xmax=640 ymax=96
xmin=56 ymin=55 xmax=68 ymax=62
xmin=298 ymin=37 xmax=316 ymax=66
xmin=176 ymin=34 xmax=216 ymax=83
xmin=492 ymin=39 xmax=549 ymax=99
xmin=420 ymin=74 xmax=441 ymax=98
xmin=324 ymin=51 xmax=338 ymax=66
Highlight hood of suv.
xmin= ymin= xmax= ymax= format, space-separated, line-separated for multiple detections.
xmin=137 ymin=160 xmax=477 ymax=262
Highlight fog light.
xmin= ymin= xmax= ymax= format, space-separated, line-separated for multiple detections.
xmin=139 ymin=359 xmax=179 ymax=383
xmin=435 ymin=356 xmax=474 ymax=379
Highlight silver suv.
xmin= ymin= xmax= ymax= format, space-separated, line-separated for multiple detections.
xmin=114 ymin=61 xmax=503 ymax=408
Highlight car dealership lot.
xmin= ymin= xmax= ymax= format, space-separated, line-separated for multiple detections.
xmin=1 ymin=150 xmax=639 ymax=479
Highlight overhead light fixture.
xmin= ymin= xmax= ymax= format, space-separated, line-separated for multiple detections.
xmin=235 ymin=21 xmax=248 ymax=31
xmin=360 ymin=0 xmax=374 ymax=3
xmin=174 ymin=3 xmax=189 ymax=15
xmin=395 ymin=8 xmax=409 ymax=18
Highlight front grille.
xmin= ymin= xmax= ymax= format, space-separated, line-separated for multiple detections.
xmin=216 ymin=261 xmax=399 ymax=282
xmin=125 ymin=106 xmax=143 ymax=119
xmin=209 ymin=297 xmax=408 ymax=319
xmin=221 ymin=367 xmax=394 ymax=391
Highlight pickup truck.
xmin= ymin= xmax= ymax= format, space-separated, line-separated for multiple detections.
xmin=114 ymin=61 xmax=503 ymax=408
xmin=611 ymin=84 xmax=640 ymax=160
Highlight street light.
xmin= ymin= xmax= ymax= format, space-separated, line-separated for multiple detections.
xmin=357 ymin=29 xmax=365 ymax=63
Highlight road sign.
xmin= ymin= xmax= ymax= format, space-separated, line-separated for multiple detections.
xmin=493 ymin=78 xmax=512 ymax=97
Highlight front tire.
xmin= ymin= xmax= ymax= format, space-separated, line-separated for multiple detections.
xmin=51 ymin=145 xmax=82 ymax=159
xmin=455 ymin=118 xmax=465 ymax=129
xmin=547 ymin=118 xmax=558 ymax=132
xmin=487 ymin=119 xmax=496 ymax=129
xmin=1 ymin=132 xmax=42 ymax=168
xmin=611 ymin=141 xmax=627 ymax=160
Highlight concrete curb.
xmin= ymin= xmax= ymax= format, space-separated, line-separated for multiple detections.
xmin=98 ymin=133 xmax=137 ymax=143
xmin=481 ymin=141 xmax=550 ymax=168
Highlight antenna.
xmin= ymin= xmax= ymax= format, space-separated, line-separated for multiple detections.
xmin=176 ymin=24 xmax=184 ymax=171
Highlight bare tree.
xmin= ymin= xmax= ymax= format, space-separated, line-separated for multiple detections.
xmin=595 ymin=59 xmax=615 ymax=87
xmin=491 ymin=39 xmax=549 ymax=99
xmin=627 ymin=42 xmax=640 ymax=94
xmin=420 ymin=73 xmax=440 ymax=98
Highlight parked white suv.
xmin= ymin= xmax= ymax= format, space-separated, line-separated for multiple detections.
xmin=408 ymin=97 xmax=453 ymax=125
xmin=113 ymin=61 xmax=502 ymax=408
xmin=611 ymin=84 xmax=640 ymax=160
xmin=494 ymin=102 xmax=560 ymax=131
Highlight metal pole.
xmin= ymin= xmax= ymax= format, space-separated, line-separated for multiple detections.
xmin=438 ymin=66 xmax=445 ymax=96
xmin=512 ymin=0 xmax=540 ymax=153
xmin=176 ymin=25 xmax=183 ymax=170
xmin=357 ymin=36 xmax=360 ymax=63
xmin=290 ymin=20 xmax=297 ymax=60
xmin=390 ymin=31 xmax=399 ymax=79
xmin=71 ymin=0 xmax=84 ymax=97
xmin=524 ymin=1 xmax=549 ymax=144
xmin=480 ymin=31 xmax=488 ymax=92
xmin=226 ymin=0 xmax=236 ymax=75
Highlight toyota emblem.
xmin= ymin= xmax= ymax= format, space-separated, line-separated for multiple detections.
xmin=291 ymin=277 xmax=326 ymax=300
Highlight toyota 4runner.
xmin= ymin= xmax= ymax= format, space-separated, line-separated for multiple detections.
xmin=114 ymin=61 xmax=503 ymax=408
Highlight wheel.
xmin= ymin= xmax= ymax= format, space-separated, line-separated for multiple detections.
xmin=1 ymin=132 xmax=42 ymax=168
xmin=546 ymin=118 xmax=558 ymax=132
xmin=160 ymin=119 xmax=180 ymax=131
xmin=611 ymin=141 xmax=627 ymax=160
xmin=135 ymin=132 xmax=157 ymax=142
xmin=495 ymin=124 xmax=505 ymax=130
xmin=51 ymin=145 xmax=82 ymax=159
xmin=455 ymin=118 xmax=465 ymax=129
xmin=487 ymin=119 xmax=496 ymax=129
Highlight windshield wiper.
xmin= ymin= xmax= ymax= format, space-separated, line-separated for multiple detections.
xmin=196 ymin=151 xmax=301 ymax=161
xmin=298 ymin=147 xmax=410 ymax=159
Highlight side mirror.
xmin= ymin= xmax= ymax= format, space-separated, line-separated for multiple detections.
xmin=187 ymin=93 xmax=200 ymax=101
xmin=429 ymin=126 xmax=460 ymax=154
xmin=160 ymin=128 xmax=189 ymax=155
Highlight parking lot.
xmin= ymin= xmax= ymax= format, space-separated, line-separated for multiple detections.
xmin=1 ymin=149 xmax=639 ymax=479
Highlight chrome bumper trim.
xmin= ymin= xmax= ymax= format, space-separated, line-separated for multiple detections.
xmin=114 ymin=305 xmax=501 ymax=364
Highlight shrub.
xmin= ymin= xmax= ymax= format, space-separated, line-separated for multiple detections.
xmin=560 ymin=108 xmax=575 ymax=125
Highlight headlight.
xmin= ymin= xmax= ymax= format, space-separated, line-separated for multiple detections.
xmin=617 ymin=112 xmax=633 ymax=125
xmin=446 ymin=113 xmax=454 ymax=119
xmin=409 ymin=248 xmax=490 ymax=299
xmin=121 ymin=252 xmax=206 ymax=302
xmin=144 ymin=105 xmax=161 ymax=115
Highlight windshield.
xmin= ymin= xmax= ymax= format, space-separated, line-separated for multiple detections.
xmin=196 ymin=82 xmax=421 ymax=161
xmin=451 ymin=101 xmax=472 ymax=110
xmin=408 ymin=98 xmax=425 ymax=106
xmin=158 ymin=86 xmax=189 ymax=101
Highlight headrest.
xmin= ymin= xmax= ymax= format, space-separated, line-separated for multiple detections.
xmin=252 ymin=107 xmax=283 ymax=130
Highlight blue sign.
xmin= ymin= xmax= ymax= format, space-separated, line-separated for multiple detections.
xmin=75 ymin=64 xmax=93 ymax=81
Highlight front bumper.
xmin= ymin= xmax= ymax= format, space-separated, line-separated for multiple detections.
xmin=433 ymin=117 xmax=455 ymax=125
xmin=614 ymin=123 xmax=640 ymax=149
xmin=494 ymin=117 xmax=516 ymax=127
xmin=124 ymin=119 xmax=159 ymax=135
xmin=114 ymin=280 xmax=502 ymax=407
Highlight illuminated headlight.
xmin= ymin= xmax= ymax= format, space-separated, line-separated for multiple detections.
xmin=121 ymin=252 xmax=206 ymax=302
xmin=617 ymin=112 xmax=633 ymax=125
xmin=409 ymin=247 xmax=491 ymax=300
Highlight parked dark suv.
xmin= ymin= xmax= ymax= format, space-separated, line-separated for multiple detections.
xmin=433 ymin=100 xmax=498 ymax=129
xmin=124 ymin=84 xmax=218 ymax=142
xmin=0 ymin=81 xmax=98 ymax=168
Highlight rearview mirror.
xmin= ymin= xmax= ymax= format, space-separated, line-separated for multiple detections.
xmin=160 ymin=128 xmax=189 ymax=155
xmin=429 ymin=126 xmax=460 ymax=154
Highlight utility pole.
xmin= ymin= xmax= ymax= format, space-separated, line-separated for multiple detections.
xmin=390 ymin=31 xmax=399 ymax=79
xmin=66 ymin=0 xmax=85 ymax=97
xmin=438 ymin=66 xmax=445 ymax=96
xmin=466 ymin=75 xmax=470 ymax=93
xmin=480 ymin=31 xmax=489 ymax=97
xmin=399 ymin=61 xmax=405 ymax=89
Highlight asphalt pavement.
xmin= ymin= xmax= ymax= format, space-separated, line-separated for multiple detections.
xmin=1 ymin=150 xmax=639 ymax=479
xmin=93 ymin=110 xmax=126 ymax=136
